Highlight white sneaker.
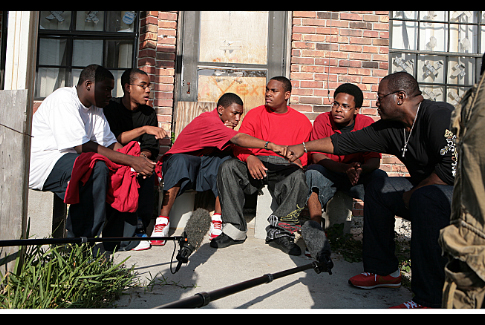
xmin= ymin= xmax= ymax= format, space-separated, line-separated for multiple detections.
xmin=150 ymin=217 xmax=169 ymax=246
xmin=132 ymin=234 xmax=151 ymax=251
xmin=210 ymin=218 xmax=222 ymax=240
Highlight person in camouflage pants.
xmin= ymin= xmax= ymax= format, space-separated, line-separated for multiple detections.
xmin=440 ymin=56 xmax=485 ymax=309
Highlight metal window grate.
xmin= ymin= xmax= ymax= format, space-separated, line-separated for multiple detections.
xmin=389 ymin=11 xmax=484 ymax=105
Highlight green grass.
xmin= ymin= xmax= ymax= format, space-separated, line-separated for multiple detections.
xmin=0 ymin=243 xmax=137 ymax=309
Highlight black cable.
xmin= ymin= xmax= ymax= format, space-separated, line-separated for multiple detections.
xmin=0 ymin=236 xmax=184 ymax=247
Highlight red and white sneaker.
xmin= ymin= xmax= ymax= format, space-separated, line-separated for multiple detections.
xmin=150 ymin=217 xmax=169 ymax=246
xmin=348 ymin=272 xmax=401 ymax=289
xmin=210 ymin=219 xmax=222 ymax=240
xmin=389 ymin=300 xmax=430 ymax=309
xmin=131 ymin=232 xmax=151 ymax=251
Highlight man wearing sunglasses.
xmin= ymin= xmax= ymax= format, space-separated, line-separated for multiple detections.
xmin=287 ymin=72 xmax=456 ymax=309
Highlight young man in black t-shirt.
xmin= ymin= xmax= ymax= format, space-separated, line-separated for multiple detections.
xmin=103 ymin=68 xmax=167 ymax=251
xmin=287 ymin=72 xmax=456 ymax=309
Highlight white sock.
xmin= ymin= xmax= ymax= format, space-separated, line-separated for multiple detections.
xmin=390 ymin=269 xmax=400 ymax=277
xmin=156 ymin=216 xmax=169 ymax=225
xmin=212 ymin=213 xmax=222 ymax=222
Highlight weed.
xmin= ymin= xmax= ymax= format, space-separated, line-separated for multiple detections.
xmin=0 ymin=243 xmax=137 ymax=308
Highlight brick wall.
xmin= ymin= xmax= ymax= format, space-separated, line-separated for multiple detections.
xmin=290 ymin=11 xmax=389 ymax=120
xmin=138 ymin=11 xmax=178 ymax=156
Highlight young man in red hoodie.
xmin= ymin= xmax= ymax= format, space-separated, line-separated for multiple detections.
xmin=305 ymin=83 xmax=387 ymax=227
xmin=211 ymin=76 xmax=313 ymax=256
xmin=152 ymin=93 xmax=288 ymax=245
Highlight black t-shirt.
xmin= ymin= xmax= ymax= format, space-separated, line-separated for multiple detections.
xmin=103 ymin=97 xmax=159 ymax=160
xmin=331 ymin=99 xmax=456 ymax=186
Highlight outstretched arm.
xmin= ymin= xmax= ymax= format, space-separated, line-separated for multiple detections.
xmin=287 ymin=137 xmax=335 ymax=162
xmin=230 ymin=133 xmax=288 ymax=157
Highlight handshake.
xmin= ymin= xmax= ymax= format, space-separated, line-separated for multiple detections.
xmin=268 ymin=142 xmax=308 ymax=164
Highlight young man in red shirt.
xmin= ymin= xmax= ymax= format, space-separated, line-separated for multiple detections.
xmin=211 ymin=76 xmax=312 ymax=256
xmin=152 ymin=93 xmax=288 ymax=245
xmin=306 ymin=83 xmax=387 ymax=227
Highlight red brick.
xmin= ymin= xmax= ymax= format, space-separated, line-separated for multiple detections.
xmin=302 ymin=18 xmax=327 ymax=26
xmin=300 ymin=80 xmax=323 ymax=88
xmin=340 ymin=44 xmax=363 ymax=52
xmin=291 ymin=72 xmax=315 ymax=80
xmin=340 ymin=29 xmax=363 ymax=37
xmin=292 ymin=88 xmax=314 ymax=96
xmin=292 ymin=57 xmax=315 ymax=65
xmin=293 ymin=26 xmax=316 ymax=34
xmin=338 ymin=75 xmax=362 ymax=84
xmin=302 ymin=65 xmax=325 ymax=73
xmin=349 ymin=68 xmax=371 ymax=76
xmin=158 ymin=12 xmax=178 ymax=21
xmin=293 ymin=11 xmax=317 ymax=18
xmin=362 ymin=46 xmax=379 ymax=54
xmin=350 ymin=37 xmax=372 ymax=45
xmin=315 ymin=27 xmax=339 ymax=35
xmin=303 ymin=34 xmax=326 ymax=42
xmin=340 ymin=13 xmax=363 ymax=21
xmin=293 ymin=41 xmax=316 ymax=49
xmin=289 ymin=104 xmax=313 ymax=111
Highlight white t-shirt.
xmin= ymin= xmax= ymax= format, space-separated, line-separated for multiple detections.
xmin=29 ymin=86 xmax=118 ymax=190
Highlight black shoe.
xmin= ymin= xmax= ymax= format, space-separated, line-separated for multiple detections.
xmin=271 ymin=236 xmax=301 ymax=256
xmin=210 ymin=233 xmax=245 ymax=249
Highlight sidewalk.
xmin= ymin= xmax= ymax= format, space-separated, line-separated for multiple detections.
xmin=112 ymin=214 xmax=413 ymax=310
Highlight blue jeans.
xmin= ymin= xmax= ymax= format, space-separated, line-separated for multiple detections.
xmin=363 ymin=176 xmax=453 ymax=308
xmin=305 ymin=163 xmax=387 ymax=208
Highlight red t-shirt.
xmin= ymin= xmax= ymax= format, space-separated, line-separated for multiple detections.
xmin=309 ymin=112 xmax=381 ymax=164
xmin=155 ymin=108 xmax=238 ymax=178
xmin=233 ymin=105 xmax=312 ymax=166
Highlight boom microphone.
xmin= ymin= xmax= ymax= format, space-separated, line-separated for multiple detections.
xmin=174 ymin=208 xmax=211 ymax=273
xmin=301 ymin=220 xmax=334 ymax=274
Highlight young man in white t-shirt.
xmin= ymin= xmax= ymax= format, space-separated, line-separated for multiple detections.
xmin=29 ymin=64 xmax=155 ymax=251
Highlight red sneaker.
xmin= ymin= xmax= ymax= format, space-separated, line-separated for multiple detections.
xmin=209 ymin=220 xmax=222 ymax=240
xmin=150 ymin=217 xmax=169 ymax=246
xmin=348 ymin=272 xmax=401 ymax=289
xmin=389 ymin=300 xmax=430 ymax=309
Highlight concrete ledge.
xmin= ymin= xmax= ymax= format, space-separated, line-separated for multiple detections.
xmin=322 ymin=191 xmax=353 ymax=233
xmin=161 ymin=186 xmax=412 ymax=241
xmin=27 ymin=189 xmax=67 ymax=239
xmin=254 ymin=186 xmax=355 ymax=239
xmin=161 ymin=189 xmax=196 ymax=230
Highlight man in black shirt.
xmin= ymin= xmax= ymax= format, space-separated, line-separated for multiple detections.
xmin=287 ymin=71 xmax=456 ymax=309
xmin=103 ymin=68 xmax=167 ymax=251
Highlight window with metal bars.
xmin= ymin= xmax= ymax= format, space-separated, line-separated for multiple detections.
xmin=35 ymin=11 xmax=139 ymax=100
xmin=389 ymin=11 xmax=484 ymax=106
